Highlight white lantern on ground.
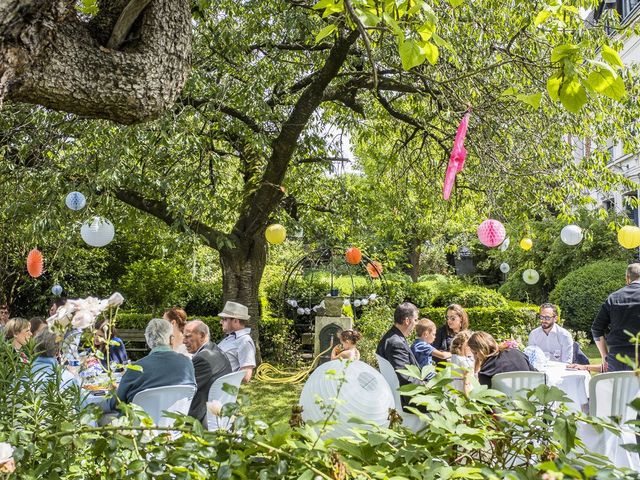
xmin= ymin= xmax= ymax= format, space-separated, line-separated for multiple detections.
xmin=65 ymin=192 xmax=86 ymax=211
xmin=80 ymin=217 xmax=115 ymax=247
xmin=300 ymin=360 xmax=394 ymax=439
xmin=522 ymin=269 xmax=540 ymax=285
xmin=560 ymin=225 xmax=583 ymax=246
xmin=499 ymin=262 xmax=510 ymax=273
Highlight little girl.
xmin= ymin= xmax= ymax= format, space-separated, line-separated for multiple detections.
xmin=331 ymin=329 xmax=362 ymax=361
xmin=450 ymin=330 xmax=474 ymax=393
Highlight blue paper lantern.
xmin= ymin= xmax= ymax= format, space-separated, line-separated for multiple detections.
xmin=65 ymin=192 xmax=86 ymax=211
xmin=52 ymin=284 xmax=63 ymax=296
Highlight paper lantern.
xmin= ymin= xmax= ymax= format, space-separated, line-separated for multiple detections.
xmin=265 ymin=224 xmax=286 ymax=244
xmin=499 ymin=237 xmax=510 ymax=252
xmin=80 ymin=217 xmax=115 ymax=247
xmin=499 ymin=262 xmax=510 ymax=273
xmin=366 ymin=261 xmax=382 ymax=278
xmin=617 ymin=226 xmax=640 ymax=249
xmin=353 ymin=299 xmax=362 ymax=307
xmin=519 ymin=238 xmax=533 ymax=251
xmin=65 ymin=191 xmax=86 ymax=211
xmin=51 ymin=284 xmax=63 ymax=296
xmin=300 ymin=360 xmax=394 ymax=439
xmin=443 ymin=111 xmax=471 ymax=200
xmin=296 ymin=307 xmax=305 ymax=315
xmin=560 ymin=225 xmax=583 ymax=246
xmin=522 ymin=269 xmax=539 ymax=285
xmin=345 ymin=247 xmax=362 ymax=265
xmin=27 ymin=249 xmax=44 ymax=278
xmin=477 ymin=219 xmax=506 ymax=248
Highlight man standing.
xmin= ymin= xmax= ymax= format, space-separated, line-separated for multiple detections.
xmin=217 ymin=301 xmax=256 ymax=383
xmin=376 ymin=302 xmax=423 ymax=408
xmin=527 ymin=303 xmax=573 ymax=363
xmin=592 ymin=263 xmax=640 ymax=372
xmin=184 ymin=320 xmax=232 ymax=427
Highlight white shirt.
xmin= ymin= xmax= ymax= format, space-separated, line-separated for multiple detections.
xmin=217 ymin=328 xmax=256 ymax=371
xmin=528 ymin=324 xmax=573 ymax=363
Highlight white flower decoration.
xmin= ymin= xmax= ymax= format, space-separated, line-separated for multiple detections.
xmin=107 ymin=292 xmax=124 ymax=307
xmin=71 ymin=310 xmax=95 ymax=329
xmin=0 ymin=442 xmax=14 ymax=463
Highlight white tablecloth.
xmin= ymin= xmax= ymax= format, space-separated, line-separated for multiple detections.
xmin=542 ymin=361 xmax=591 ymax=411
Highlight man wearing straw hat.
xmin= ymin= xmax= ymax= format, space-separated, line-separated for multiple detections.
xmin=217 ymin=301 xmax=256 ymax=383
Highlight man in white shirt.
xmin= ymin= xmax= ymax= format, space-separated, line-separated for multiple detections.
xmin=528 ymin=302 xmax=573 ymax=363
xmin=217 ymin=301 xmax=256 ymax=383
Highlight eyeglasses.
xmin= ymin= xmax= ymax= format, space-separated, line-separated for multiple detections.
xmin=539 ymin=315 xmax=556 ymax=321
xmin=446 ymin=316 xmax=460 ymax=321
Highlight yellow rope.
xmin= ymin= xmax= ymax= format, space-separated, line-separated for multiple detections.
xmin=255 ymin=345 xmax=334 ymax=384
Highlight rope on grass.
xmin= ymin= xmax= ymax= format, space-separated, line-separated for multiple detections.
xmin=255 ymin=345 xmax=334 ymax=384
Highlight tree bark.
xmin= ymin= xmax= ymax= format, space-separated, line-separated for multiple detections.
xmin=1 ymin=0 xmax=191 ymax=124
xmin=406 ymin=237 xmax=421 ymax=283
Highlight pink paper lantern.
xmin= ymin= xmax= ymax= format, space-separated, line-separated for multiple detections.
xmin=477 ymin=220 xmax=506 ymax=248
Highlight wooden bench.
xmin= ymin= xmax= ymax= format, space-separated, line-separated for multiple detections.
xmin=117 ymin=328 xmax=149 ymax=359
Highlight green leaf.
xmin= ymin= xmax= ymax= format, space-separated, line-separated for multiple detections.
xmin=601 ymin=44 xmax=624 ymax=68
xmin=315 ymin=24 xmax=337 ymax=43
xmin=546 ymin=74 xmax=562 ymax=101
xmin=551 ymin=44 xmax=579 ymax=63
xmin=126 ymin=363 xmax=143 ymax=372
xmin=399 ymin=39 xmax=426 ymax=70
xmin=559 ymin=76 xmax=586 ymax=113
xmin=501 ymin=87 xmax=518 ymax=96
xmin=431 ymin=32 xmax=454 ymax=53
xmin=516 ymin=92 xmax=542 ymax=109
xmin=417 ymin=21 xmax=436 ymax=41
xmin=448 ymin=0 xmax=464 ymax=7
xmin=534 ymin=10 xmax=551 ymax=26
xmin=422 ymin=41 xmax=439 ymax=65
xmin=553 ymin=416 xmax=576 ymax=450
xmin=586 ymin=68 xmax=626 ymax=101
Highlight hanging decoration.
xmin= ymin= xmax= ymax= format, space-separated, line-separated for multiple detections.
xmin=443 ymin=110 xmax=471 ymax=200
xmin=366 ymin=261 xmax=383 ymax=278
xmin=499 ymin=262 xmax=510 ymax=273
xmin=560 ymin=225 xmax=583 ymax=246
xmin=51 ymin=284 xmax=63 ymax=296
xmin=65 ymin=191 xmax=86 ymax=211
xmin=522 ymin=268 xmax=540 ymax=285
xmin=80 ymin=217 xmax=115 ymax=248
xmin=27 ymin=249 xmax=44 ymax=278
xmin=265 ymin=224 xmax=286 ymax=245
xmin=499 ymin=237 xmax=510 ymax=252
xmin=519 ymin=238 xmax=533 ymax=251
xmin=345 ymin=247 xmax=362 ymax=265
xmin=477 ymin=219 xmax=506 ymax=248
xmin=617 ymin=226 xmax=640 ymax=249
xmin=299 ymin=360 xmax=394 ymax=439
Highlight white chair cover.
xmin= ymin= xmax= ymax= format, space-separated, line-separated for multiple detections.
xmin=491 ymin=371 xmax=547 ymax=397
xmin=577 ymin=372 xmax=640 ymax=470
xmin=132 ymin=385 xmax=196 ymax=428
xmin=375 ymin=354 xmax=426 ymax=433
xmin=207 ymin=371 xmax=245 ymax=431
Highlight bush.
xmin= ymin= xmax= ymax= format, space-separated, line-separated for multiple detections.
xmin=116 ymin=312 xmax=224 ymax=342
xmin=183 ymin=281 xmax=223 ymax=316
xmin=549 ymin=260 xmax=627 ymax=334
xmin=498 ymin=268 xmax=546 ymax=305
xmin=431 ymin=284 xmax=508 ymax=308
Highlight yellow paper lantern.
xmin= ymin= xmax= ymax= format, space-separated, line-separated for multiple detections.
xmin=519 ymin=238 xmax=533 ymax=251
xmin=617 ymin=226 xmax=640 ymax=249
xmin=265 ymin=224 xmax=286 ymax=244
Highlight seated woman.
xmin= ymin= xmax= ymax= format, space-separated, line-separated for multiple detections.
xmin=163 ymin=307 xmax=190 ymax=357
xmin=93 ymin=318 xmax=128 ymax=368
xmin=4 ymin=318 xmax=32 ymax=356
xmin=31 ymin=329 xmax=78 ymax=390
xmin=467 ymin=331 xmax=534 ymax=387
xmin=433 ymin=304 xmax=469 ymax=358
xmin=29 ymin=316 xmax=47 ymax=336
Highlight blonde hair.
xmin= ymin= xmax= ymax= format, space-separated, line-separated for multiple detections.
xmin=415 ymin=318 xmax=436 ymax=337
xmin=450 ymin=330 xmax=472 ymax=355
xmin=4 ymin=317 xmax=30 ymax=341
xmin=467 ymin=331 xmax=500 ymax=372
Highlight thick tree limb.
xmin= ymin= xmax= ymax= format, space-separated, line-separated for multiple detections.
xmin=106 ymin=0 xmax=153 ymax=49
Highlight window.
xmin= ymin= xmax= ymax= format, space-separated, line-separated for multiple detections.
xmin=622 ymin=0 xmax=640 ymax=21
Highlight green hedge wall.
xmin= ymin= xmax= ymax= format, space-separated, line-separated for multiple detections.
xmin=115 ymin=313 xmax=225 ymax=342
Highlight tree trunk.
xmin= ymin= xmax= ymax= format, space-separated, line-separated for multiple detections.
xmin=406 ymin=237 xmax=421 ymax=283
xmin=219 ymin=236 xmax=267 ymax=363
xmin=1 ymin=0 xmax=191 ymax=124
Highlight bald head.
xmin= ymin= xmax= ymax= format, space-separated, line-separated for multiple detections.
xmin=183 ymin=320 xmax=210 ymax=354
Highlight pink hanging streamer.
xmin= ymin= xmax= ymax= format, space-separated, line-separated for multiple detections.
xmin=443 ymin=111 xmax=471 ymax=200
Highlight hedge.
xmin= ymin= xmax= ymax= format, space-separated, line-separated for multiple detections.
xmin=549 ymin=260 xmax=627 ymax=334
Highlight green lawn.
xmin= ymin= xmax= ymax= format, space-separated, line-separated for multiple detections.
xmin=583 ymin=343 xmax=601 ymax=364
xmin=240 ymin=380 xmax=303 ymax=422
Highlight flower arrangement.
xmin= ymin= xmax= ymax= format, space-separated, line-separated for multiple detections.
xmin=500 ymin=339 xmax=521 ymax=350
xmin=46 ymin=292 xmax=124 ymax=333
xmin=0 ymin=442 xmax=15 ymax=474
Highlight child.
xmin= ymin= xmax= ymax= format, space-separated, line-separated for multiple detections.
xmin=411 ymin=318 xmax=451 ymax=370
xmin=331 ymin=329 xmax=362 ymax=361
xmin=450 ymin=330 xmax=474 ymax=393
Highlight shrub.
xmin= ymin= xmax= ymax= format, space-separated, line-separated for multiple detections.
xmin=498 ymin=268 xmax=546 ymax=305
xmin=183 ymin=281 xmax=223 ymax=316
xmin=116 ymin=312 xmax=224 ymax=342
xmin=549 ymin=260 xmax=627 ymax=334
xmin=431 ymin=284 xmax=508 ymax=308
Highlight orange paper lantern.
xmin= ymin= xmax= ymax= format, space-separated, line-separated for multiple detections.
xmin=27 ymin=248 xmax=44 ymax=278
xmin=345 ymin=247 xmax=362 ymax=265
xmin=366 ymin=261 xmax=383 ymax=278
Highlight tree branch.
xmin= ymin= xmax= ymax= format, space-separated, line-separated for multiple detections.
xmin=106 ymin=0 xmax=153 ymax=49
xmin=296 ymin=156 xmax=349 ymax=164
xmin=181 ymin=96 xmax=263 ymax=133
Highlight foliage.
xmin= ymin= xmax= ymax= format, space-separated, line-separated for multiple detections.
xmin=183 ymin=281 xmax=223 ymax=317
xmin=549 ymin=260 xmax=627 ymax=334
xmin=498 ymin=267 xmax=548 ymax=305
xmin=430 ymin=284 xmax=508 ymax=308
xmin=116 ymin=313 xmax=224 ymax=341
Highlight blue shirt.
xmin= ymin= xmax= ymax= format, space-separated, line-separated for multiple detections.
xmin=411 ymin=338 xmax=435 ymax=369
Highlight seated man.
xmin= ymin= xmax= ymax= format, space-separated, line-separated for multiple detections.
xmin=217 ymin=301 xmax=256 ymax=383
xmin=528 ymin=303 xmax=573 ymax=363
xmin=376 ymin=302 xmax=424 ymax=409
xmin=106 ymin=318 xmax=195 ymax=411
xmin=183 ymin=319 xmax=232 ymax=427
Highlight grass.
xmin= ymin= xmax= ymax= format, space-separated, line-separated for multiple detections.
xmin=583 ymin=343 xmax=601 ymax=365
xmin=240 ymin=380 xmax=303 ymax=422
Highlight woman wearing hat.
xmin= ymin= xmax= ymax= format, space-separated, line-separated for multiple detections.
xmin=217 ymin=301 xmax=256 ymax=383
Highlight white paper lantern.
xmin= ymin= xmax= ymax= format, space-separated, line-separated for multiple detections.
xmin=80 ymin=217 xmax=115 ymax=247
xmin=51 ymin=284 xmax=63 ymax=296
xmin=522 ymin=268 xmax=540 ymax=285
xmin=560 ymin=224 xmax=583 ymax=246
xmin=499 ymin=262 xmax=510 ymax=273
xmin=499 ymin=237 xmax=510 ymax=252
xmin=369 ymin=294 xmax=378 ymax=301
xmin=343 ymin=298 xmax=351 ymax=306
xmin=287 ymin=299 xmax=298 ymax=308
xmin=65 ymin=192 xmax=86 ymax=211
xmin=361 ymin=298 xmax=369 ymax=305
xmin=300 ymin=360 xmax=394 ymax=438
xmin=296 ymin=307 xmax=305 ymax=315
xmin=304 ymin=308 xmax=311 ymax=315
xmin=353 ymin=299 xmax=362 ymax=307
